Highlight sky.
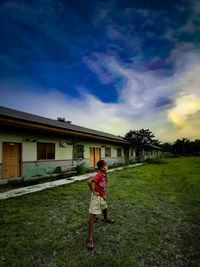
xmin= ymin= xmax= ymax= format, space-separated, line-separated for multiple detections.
xmin=0 ymin=0 xmax=200 ymax=142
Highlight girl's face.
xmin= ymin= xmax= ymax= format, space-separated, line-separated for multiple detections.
xmin=100 ymin=163 xmax=108 ymax=173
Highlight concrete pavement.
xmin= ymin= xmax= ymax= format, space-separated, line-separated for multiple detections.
xmin=0 ymin=163 xmax=145 ymax=200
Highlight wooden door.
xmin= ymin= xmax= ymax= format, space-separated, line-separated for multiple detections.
xmin=89 ymin=147 xmax=95 ymax=167
xmin=2 ymin=142 xmax=22 ymax=179
xmin=95 ymin=148 xmax=101 ymax=164
xmin=124 ymin=147 xmax=129 ymax=162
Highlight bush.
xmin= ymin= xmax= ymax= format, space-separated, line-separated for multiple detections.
xmin=135 ymin=156 xmax=146 ymax=163
xmin=145 ymin=157 xmax=167 ymax=164
xmin=173 ymin=154 xmax=181 ymax=158
xmin=161 ymin=152 xmax=176 ymax=158
xmin=108 ymin=159 xmax=137 ymax=169
xmin=108 ymin=162 xmax=125 ymax=169
xmin=124 ymin=159 xmax=137 ymax=165
xmin=76 ymin=163 xmax=87 ymax=174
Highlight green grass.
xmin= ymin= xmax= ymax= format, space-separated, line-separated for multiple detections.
xmin=0 ymin=157 xmax=200 ymax=266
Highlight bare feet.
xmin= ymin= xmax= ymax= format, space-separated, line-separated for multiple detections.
xmin=103 ymin=218 xmax=115 ymax=223
xmin=86 ymin=240 xmax=94 ymax=250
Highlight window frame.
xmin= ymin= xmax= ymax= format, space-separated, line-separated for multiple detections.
xmin=37 ymin=142 xmax=55 ymax=160
xmin=117 ymin=148 xmax=122 ymax=157
xmin=73 ymin=144 xmax=84 ymax=160
xmin=105 ymin=147 xmax=111 ymax=157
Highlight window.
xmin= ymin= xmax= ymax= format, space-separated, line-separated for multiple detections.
xmin=73 ymin=144 xmax=84 ymax=159
xmin=105 ymin=147 xmax=111 ymax=157
xmin=37 ymin=142 xmax=55 ymax=160
xmin=117 ymin=148 xmax=122 ymax=157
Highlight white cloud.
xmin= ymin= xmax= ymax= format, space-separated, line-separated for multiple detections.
xmin=81 ymin=48 xmax=200 ymax=141
xmin=1 ymin=0 xmax=200 ymax=143
xmin=1 ymin=48 xmax=200 ymax=143
xmin=1 ymin=54 xmax=200 ymax=144
xmin=0 ymin=80 xmax=130 ymax=137
xmin=166 ymin=62 xmax=200 ymax=139
xmin=168 ymin=94 xmax=200 ymax=128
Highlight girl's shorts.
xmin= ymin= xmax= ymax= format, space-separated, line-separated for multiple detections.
xmin=89 ymin=193 xmax=107 ymax=214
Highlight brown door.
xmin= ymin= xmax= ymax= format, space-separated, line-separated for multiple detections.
xmin=124 ymin=147 xmax=129 ymax=162
xmin=95 ymin=148 xmax=101 ymax=164
xmin=89 ymin=147 xmax=95 ymax=167
xmin=2 ymin=142 xmax=22 ymax=179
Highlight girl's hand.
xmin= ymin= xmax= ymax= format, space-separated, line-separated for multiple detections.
xmin=94 ymin=191 xmax=100 ymax=196
xmin=103 ymin=196 xmax=107 ymax=201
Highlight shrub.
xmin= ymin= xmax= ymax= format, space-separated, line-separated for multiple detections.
xmin=161 ymin=152 xmax=176 ymax=158
xmin=109 ymin=162 xmax=125 ymax=169
xmin=173 ymin=154 xmax=181 ymax=158
xmin=135 ymin=156 xmax=146 ymax=163
xmin=76 ymin=163 xmax=87 ymax=174
xmin=145 ymin=157 xmax=167 ymax=164
xmin=124 ymin=159 xmax=137 ymax=165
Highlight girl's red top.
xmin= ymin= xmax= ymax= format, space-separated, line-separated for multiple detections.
xmin=93 ymin=171 xmax=108 ymax=198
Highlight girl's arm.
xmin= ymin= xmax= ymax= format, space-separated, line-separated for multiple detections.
xmin=88 ymin=178 xmax=100 ymax=196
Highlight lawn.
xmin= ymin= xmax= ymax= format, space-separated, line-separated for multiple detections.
xmin=0 ymin=157 xmax=200 ymax=266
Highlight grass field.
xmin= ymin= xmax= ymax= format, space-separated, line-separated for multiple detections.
xmin=0 ymin=157 xmax=200 ymax=266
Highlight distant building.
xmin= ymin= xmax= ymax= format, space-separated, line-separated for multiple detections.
xmin=135 ymin=144 xmax=162 ymax=160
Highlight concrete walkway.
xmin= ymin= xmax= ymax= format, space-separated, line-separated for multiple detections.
xmin=0 ymin=163 xmax=145 ymax=200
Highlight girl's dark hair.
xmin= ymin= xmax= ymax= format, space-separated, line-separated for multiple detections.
xmin=97 ymin=160 xmax=106 ymax=169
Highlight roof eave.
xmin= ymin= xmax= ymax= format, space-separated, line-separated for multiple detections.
xmin=0 ymin=116 xmax=129 ymax=144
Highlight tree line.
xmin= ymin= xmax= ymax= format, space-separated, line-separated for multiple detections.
xmin=124 ymin=129 xmax=200 ymax=156
xmin=56 ymin=117 xmax=200 ymax=156
xmin=160 ymin=138 xmax=200 ymax=156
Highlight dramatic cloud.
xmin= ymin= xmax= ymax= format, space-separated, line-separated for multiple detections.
xmin=0 ymin=0 xmax=200 ymax=142
xmin=168 ymin=94 xmax=200 ymax=127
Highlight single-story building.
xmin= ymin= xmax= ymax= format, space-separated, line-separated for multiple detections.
xmin=134 ymin=144 xmax=163 ymax=160
xmin=0 ymin=106 xmax=131 ymax=180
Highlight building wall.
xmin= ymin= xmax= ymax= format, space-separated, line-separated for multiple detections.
xmin=143 ymin=149 xmax=162 ymax=159
xmin=80 ymin=140 xmax=124 ymax=167
xmin=0 ymin=130 xmax=125 ymax=179
xmin=132 ymin=149 xmax=162 ymax=160
xmin=124 ymin=147 xmax=162 ymax=161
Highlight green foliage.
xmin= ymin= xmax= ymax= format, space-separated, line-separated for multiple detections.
xmin=124 ymin=129 xmax=159 ymax=149
xmin=0 ymin=157 xmax=199 ymax=266
xmin=124 ymin=159 xmax=137 ymax=165
xmin=135 ymin=156 xmax=146 ymax=163
xmin=161 ymin=151 xmax=176 ymax=158
xmin=108 ymin=162 xmax=125 ymax=169
xmin=2 ymin=177 xmax=41 ymax=189
xmin=57 ymin=117 xmax=72 ymax=123
xmin=75 ymin=163 xmax=87 ymax=174
xmin=145 ymin=156 xmax=167 ymax=164
xmin=109 ymin=159 xmax=137 ymax=169
xmin=75 ymin=163 xmax=97 ymax=175
xmin=160 ymin=138 xmax=200 ymax=156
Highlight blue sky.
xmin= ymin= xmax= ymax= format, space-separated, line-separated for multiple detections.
xmin=0 ymin=0 xmax=200 ymax=142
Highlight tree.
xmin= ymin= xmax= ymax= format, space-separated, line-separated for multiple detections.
xmin=160 ymin=142 xmax=173 ymax=153
xmin=124 ymin=129 xmax=159 ymax=150
xmin=172 ymin=138 xmax=190 ymax=155
xmin=194 ymin=139 xmax=200 ymax=155
xmin=151 ymin=139 xmax=161 ymax=146
xmin=160 ymin=138 xmax=200 ymax=155
xmin=57 ymin=117 xmax=72 ymax=124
